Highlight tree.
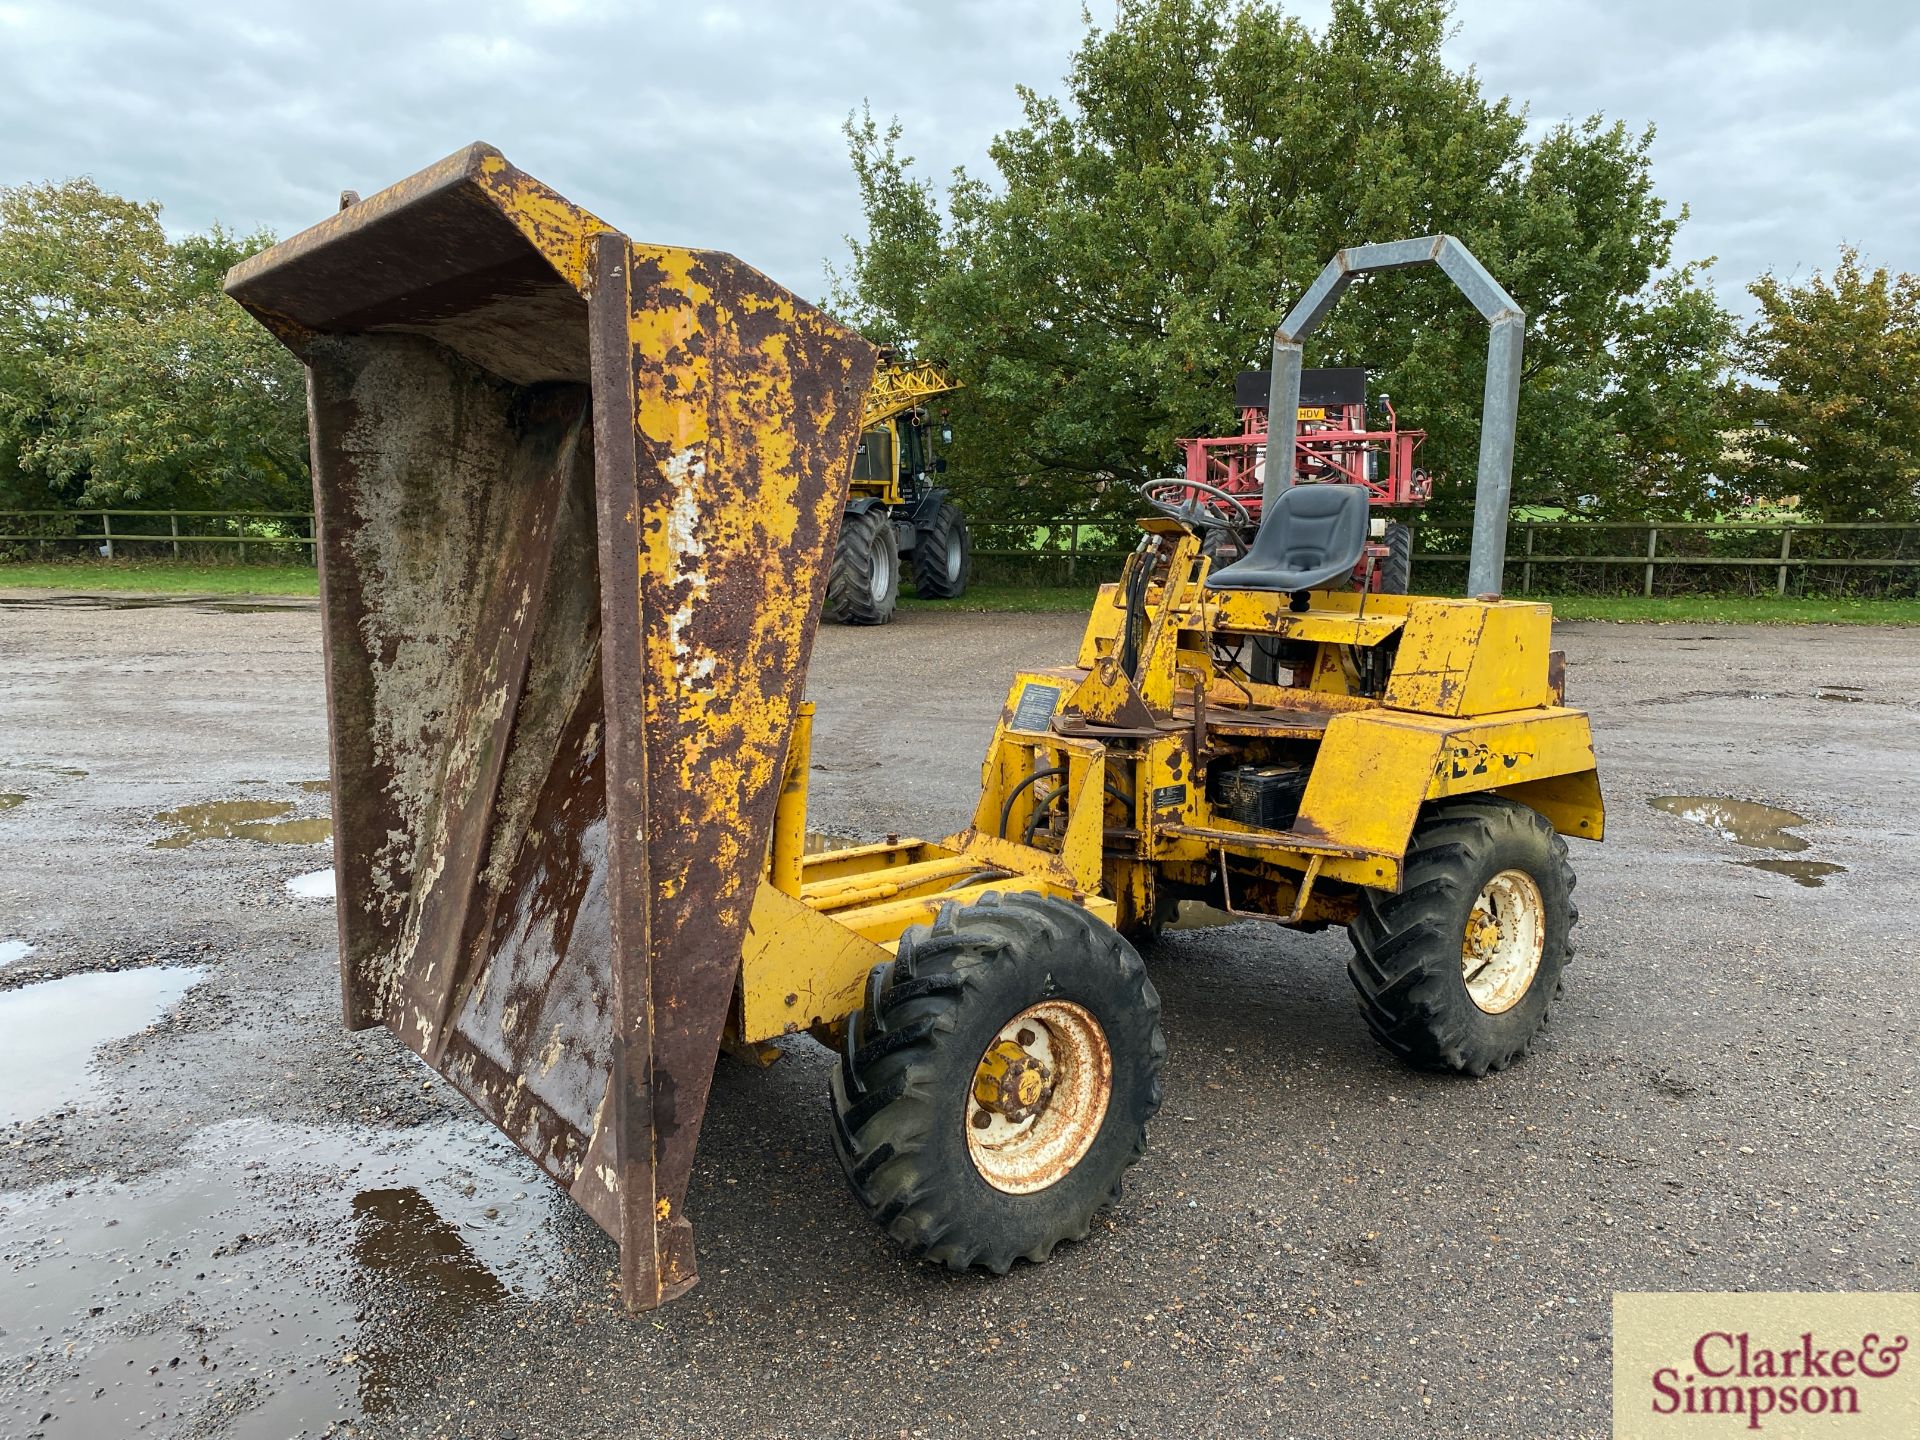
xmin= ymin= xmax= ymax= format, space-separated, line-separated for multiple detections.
xmin=833 ymin=0 xmax=1735 ymax=522
xmin=0 ymin=180 xmax=173 ymax=509
xmin=0 ymin=182 xmax=308 ymax=513
xmin=1738 ymin=248 xmax=1920 ymax=522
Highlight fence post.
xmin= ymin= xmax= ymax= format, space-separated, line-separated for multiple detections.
xmin=101 ymin=511 xmax=113 ymax=560
xmin=1777 ymin=527 xmax=1792 ymax=597
xmin=1067 ymin=524 xmax=1080 ymax=584
xmin=169 ymin=512 xmax=180 ymax=560
xmin=1522 ymin=522 xmax=1534 ymax=595
xmin=1643 ymin=525 xmax=1657 ymax=598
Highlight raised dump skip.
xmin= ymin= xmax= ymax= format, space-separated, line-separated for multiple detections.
xmin=225 ymin=144 xmax=875 ymax=1309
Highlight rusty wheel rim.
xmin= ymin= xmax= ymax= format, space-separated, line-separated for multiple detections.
xmin=964 ymin=1000 xmax=1112 ymax=1195
xmin=1461 ymin=868 xmax=1545 ymax=1015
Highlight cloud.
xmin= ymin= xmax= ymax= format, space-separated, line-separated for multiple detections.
xmin=0 ymin=0 xmax=1083 ymax=301
xmin=1443 ymin=0 xmax=1920 ymax=307
xmin=1 ymin=0 xmax=1913 ymax=314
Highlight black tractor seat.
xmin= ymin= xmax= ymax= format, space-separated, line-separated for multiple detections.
xmin=1204 ymin=482 xmax=1369 ymax=596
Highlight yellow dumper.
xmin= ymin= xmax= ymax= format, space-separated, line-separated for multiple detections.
xmin=228 ymin=150 xmax=1600 ymax=1311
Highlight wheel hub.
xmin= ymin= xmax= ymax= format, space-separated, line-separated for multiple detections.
xmin=964 ymin=1001 xmax=1113 ymax=1195
xmin=972 ymin=1038 xmax=1052 ymax=1122
xmin=1460 ymin=868 xmax=1546 ymax=1015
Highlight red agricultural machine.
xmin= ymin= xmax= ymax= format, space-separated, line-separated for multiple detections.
xmin=1159 ymin=366 xmax=1431 ymax=592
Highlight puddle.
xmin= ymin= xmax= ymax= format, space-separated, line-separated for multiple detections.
xmin=803 ymin=829 xmax=859 ymax=853
xmin=0 ymin=939 xmax=35 ymax=967
xmin=1648 ymin=795 xmax=1811 ymax=853
xmin=1816 ymin=690 xmax=1863 ymax=703
xmin=0 ymin=792 xmax=22 ymax=810
xmin=0 ymin=594 xmax=313 ymax=615
xmin=0 ymin=594 xmax=195 ymax=610
xmin=286 ymin=867 xmax=336 ymax=900
xmin=151 ymin=799 xmax=332 ymax=849
xmin=0 ymin=966 xmax=203 ymax=1126
xmin=1738 ymin=858 xmax=1848 ymax=888
xmin=2 ymin=761 xmax=87 ymax=779
xmin=297 ymin=778 xmax=333 ymax=794
xmin=0 ymin=1117 xmax=561 ymax=1437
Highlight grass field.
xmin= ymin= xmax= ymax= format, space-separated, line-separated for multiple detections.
xmin=917 ymin=580 xmax=1920 ymax=625
xmin=0 ymin=560 xmax=321 ymax=595
xmin=899 ymin=582 xmax=1101 ymax=613
xmin=4 ymin=560 xmax=1916 ymax=625
xmin=1538 ymin=594 xmax=1920 ymax=625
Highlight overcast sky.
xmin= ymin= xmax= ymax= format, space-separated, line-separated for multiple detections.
xmin=2 ymin=1 xmax=1914 ymax=315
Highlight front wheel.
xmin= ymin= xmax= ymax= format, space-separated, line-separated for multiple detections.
xmin=829 ymin=893 xmax=1164 ymax=1273
xmin=1346 ymin=797 xmax=1577 ymax=1076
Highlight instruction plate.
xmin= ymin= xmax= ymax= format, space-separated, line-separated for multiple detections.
xmin=1010 ymin=682 xmax=1063 ymax=735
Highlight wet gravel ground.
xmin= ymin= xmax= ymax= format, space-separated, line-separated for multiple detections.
xmin=1 ymin=593 xmax=1916 ymax=1439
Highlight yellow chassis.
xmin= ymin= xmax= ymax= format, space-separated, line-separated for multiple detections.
xmin=731 ymin=521 xmax=1602 ymax=1048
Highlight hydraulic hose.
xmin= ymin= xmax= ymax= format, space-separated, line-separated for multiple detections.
xmin=998 ymin=765 xmax=1067 ymax=840
xmin=1021 ymin=779 xmax=1138 ymax=845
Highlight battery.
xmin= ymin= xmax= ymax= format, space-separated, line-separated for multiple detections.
xmin=1208 ymin=763 xmax=1308 ymax=830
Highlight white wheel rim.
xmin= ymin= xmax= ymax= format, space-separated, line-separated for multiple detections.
xmin=1461 ymin=868 xmax=1545 ymax=1014
xmin=946 ymin=531 xmax=963 ymax=584
xmin=869 ymin=535 xmax=892 ymax=603
xmin=964 ymin=1000 xmax=1112 ymax=1195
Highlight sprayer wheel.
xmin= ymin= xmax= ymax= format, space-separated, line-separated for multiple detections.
xmin=1199 ymin=526 xmax=1246 ymax=573
xmin=1346 ymin=797 xmax=1577 ymax=1076
xmin=1380 ymin=520 xmax=1413 ymax=594
xmin=829 ymin=892 xmax=1163 ymax=1274
xmin=825 ymin=508 xmax=899 ymax=625
xmin=910 ymin=502 xmax=972 ymax=599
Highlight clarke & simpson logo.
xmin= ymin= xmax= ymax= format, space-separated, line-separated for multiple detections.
xmin=1651 ymin=1329 xmax=1907 ymax=1426
xmin=1614 ymin=1293 xmax=1919 ymax=1438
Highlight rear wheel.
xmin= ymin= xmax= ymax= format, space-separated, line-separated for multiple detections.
xmin=825 ymin=508 xmax=898 ymax=625
xmin=1346 ymin=797 xmax=1576 ymax=1076
xmin=829 ymin=893 xmax=1164 ymax=1273
xmin=910 ymin=501 xmax=971 ymax=599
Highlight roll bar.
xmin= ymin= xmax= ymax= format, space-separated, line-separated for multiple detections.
xmin=1263 ymin=236 xmax=1523 ymax=598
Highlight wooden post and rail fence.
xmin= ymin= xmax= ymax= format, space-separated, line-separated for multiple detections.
xmin=0 ymin=510 xmax=315 ymax=564
xmin=1 ymin=510 xmax=1917 ymax=598
xmin=965 ymin=516 xmax=1920 ymax=598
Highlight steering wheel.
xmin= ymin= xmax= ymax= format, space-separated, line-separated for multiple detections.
xmin=1140 ymin=478 xmax=1253 ymax=533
